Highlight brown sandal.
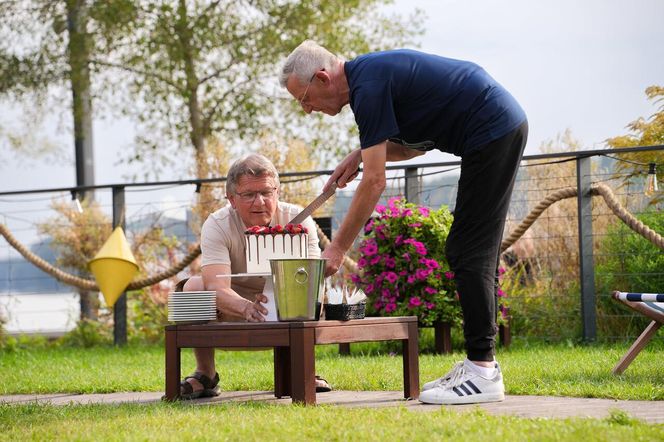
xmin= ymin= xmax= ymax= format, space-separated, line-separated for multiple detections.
xmin=315 ymin=375 xmax=332 ymax=393
xmin=179 ymin=372 xmax=220 ymax=400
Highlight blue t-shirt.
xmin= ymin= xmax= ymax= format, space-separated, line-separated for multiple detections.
xmin=344 ymin=49 xmax=526 ymax=156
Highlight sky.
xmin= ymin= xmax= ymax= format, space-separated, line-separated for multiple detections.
xmin=1 ymin=0 xmax=663 ymax=192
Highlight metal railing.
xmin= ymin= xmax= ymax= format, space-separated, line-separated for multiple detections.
xmin=1 ymin=145 xmax=662 ymax=343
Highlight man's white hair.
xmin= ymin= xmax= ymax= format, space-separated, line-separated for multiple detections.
xmin=279 ymin=40 xmax=341 ymax=88
xmin=226 ymin=153 xmax=280 ymax=196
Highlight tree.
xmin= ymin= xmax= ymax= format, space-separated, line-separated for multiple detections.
xmin=0 ymin=0 xmax=135 ymax=319
xmin=93 ymin=0 xmax=422 ymax=179
xmin=606 ymin=85 xmax=664 ymax=197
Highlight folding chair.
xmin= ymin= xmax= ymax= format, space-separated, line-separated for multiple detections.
xmin=612 ymin=291 xmax=664 ymax=375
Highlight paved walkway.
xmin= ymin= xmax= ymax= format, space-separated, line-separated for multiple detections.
xmin=2 ymin=391 xmax=663 ymax=423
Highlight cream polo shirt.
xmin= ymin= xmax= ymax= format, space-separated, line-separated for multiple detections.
xmin=200 ymin=201 xmax=321 ymax=300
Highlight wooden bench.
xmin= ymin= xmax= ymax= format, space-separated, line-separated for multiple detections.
xmin=164 ymin=316 xmax=420 ymax=405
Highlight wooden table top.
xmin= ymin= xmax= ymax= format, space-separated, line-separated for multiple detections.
xmin=165 ymin=316 xmax=417 ymax=331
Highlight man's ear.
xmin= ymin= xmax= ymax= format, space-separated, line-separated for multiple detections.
xmin=227 ymin=193 xmax=237 ymax=209
xmin=316 ymin=69 xmax=331 ymax=85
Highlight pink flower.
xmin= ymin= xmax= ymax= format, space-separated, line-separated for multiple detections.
xmin=384 ymin=256 xmax=396 ymax=268
xmin=418 ymin=207 xmax=430 ymax=217
xmin=374 ymin=301 xmax=383 ymax=310
xmin=402 ymin=253 xmax=411 ymax=262
xmin=350 ymin=274 xmax=362 ymax=284
xmin=370 ymin=255 xmax=382 ymax=265
xmin=375 ymin=205 xmax=386 ymax=214
xmin=408 ymin=296 xmax=422 ymax=308
xmin=445 ymin=271 xmax=455 ymax=280
xmin=357 ymin=257 xmax=368 ymax=268
xmin=385 ymin=302 xmax=397 ymax=313
xmin=415 ymin=268 xmax=431 ymax=280
xmin=381 ymin=288 xmax=391 ymax=299
xmin=365 ymin=283 xmax=375 ymax=294
xmin=387 ymin=197 xmax=401 ymax=210
xmin=395 ymin=235 xmax=404 ymax=245
xmin=385 ymin=271 xmax=398 ymax=284
xmin=361 ymin=240 xmax=378 ymax=256
xmin=426 ymin=302 xmax=435 ymax=310
xmin=424 ymin=286 xmax=437 ymax=295
xmin=364 ymin=219 xmax=375 ymax=233
xmin=408 ymin=223 xmax=422 ymax=228
xmin=497 ymin=288 xmax=506 ymax=298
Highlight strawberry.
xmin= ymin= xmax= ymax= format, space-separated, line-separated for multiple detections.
xmin=272 ymin=224 xmax=284 ymax=234
xmin=256 ymin=226 xmax=270 ymax=234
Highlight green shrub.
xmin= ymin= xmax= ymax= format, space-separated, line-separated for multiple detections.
xmin=595 ymin=210 xmax=664 ymax=338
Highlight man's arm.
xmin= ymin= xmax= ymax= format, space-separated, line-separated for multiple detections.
xmin=322 ymin=142 xmax=387 ymax=275
xmin=201 ymin=263 xmax=267 ymax=322
xmin=386 ymin=140 xmax=426 ymax=161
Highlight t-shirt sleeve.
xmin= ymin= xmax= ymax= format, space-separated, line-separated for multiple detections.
xmin=352 ymin=79 xmax=400 ymax=148
xmin=200 ymin=216 xmax=233 ymax=267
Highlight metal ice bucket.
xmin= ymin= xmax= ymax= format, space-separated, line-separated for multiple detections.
xmin=269 ymin=258 xmax=325 ymax=321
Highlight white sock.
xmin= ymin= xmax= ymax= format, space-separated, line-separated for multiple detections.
xmin=465 ymin=358 xmax=497 ymax=378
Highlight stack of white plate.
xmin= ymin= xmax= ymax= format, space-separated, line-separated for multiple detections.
xmin=168 ymin=291 xmax=217 ymax=323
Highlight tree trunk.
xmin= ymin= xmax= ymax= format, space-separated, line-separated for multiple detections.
xmin=67 ymin=0 xmax=97 ymax=320
xmin=78 ymin=289 xmax=99 ymax=321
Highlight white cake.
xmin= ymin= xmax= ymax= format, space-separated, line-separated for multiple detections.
xmin=245 ymin=228 xmax=309 ymax=274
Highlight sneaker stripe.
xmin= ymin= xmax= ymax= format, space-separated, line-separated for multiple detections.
xmin=452 ymin=387 xmax=465 ymax=397
xmin=458 ymin=384 xmax=472 ymax=395
xmin=466 ymin=380 xmax=482 ymax=394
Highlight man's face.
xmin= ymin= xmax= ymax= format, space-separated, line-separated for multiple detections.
xmin=286 ymin=72 xmax=343 ymax=116
xmin=228 ymin=174 xmax=279 ymax=227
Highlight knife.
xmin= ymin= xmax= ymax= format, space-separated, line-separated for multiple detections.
xmin=289 ymin=182 xmax=338 ymax=225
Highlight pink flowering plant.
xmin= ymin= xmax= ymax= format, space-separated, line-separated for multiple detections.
xmin=351 ymin=197 xmax=461 ymax=326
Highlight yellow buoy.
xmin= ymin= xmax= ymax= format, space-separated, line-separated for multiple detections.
xmin=88 ymin=227 xmax=139 ymax=307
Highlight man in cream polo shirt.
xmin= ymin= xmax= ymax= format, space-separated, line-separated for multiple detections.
xmin=178 ymin=153 xmax=330 ymax=399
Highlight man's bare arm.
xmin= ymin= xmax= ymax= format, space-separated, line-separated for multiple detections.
xmin=201 ymin=264 xmax=267 ymax=322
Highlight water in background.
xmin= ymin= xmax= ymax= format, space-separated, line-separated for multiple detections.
xmin=0 ymin=292 xmax=79 ymax=335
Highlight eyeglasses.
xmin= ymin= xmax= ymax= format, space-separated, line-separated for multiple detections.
xmin=235 ymin=187 xmax=277 ymax=203
xmin=297 ymin=71 xmax=318 ymax=106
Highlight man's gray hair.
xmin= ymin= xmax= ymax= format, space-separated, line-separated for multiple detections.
xmin=279 ymin=40 xmax=340 ymax=88
xmin=226 ymin=153 xmax=280 ymax=195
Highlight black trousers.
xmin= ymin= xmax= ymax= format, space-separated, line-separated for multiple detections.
xmin=445 ymin=121 xmax=528 ymax=361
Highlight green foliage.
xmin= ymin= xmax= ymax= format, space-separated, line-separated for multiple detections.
xmin=595 ymin=210 xmax=664 ymax=337
xmin=58 ymin=319 xmax=112 ymax=348
xmin=99 ymin=0 xmax=423 ymax=176
xmin=606 ymin=85 xmax=664 ymax=203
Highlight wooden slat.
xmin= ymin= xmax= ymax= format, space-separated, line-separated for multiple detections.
xmin=315 ymin=323 xmax=410 ymax=344
xmin=177 ymin=329 xmax=289 ymax=347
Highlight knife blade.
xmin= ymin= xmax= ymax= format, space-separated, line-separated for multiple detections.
xmin=289 ymin=183 xmax=338 ymax=225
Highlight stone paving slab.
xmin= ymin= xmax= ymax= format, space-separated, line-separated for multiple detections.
xmin=2 ymin=391 xmax=663 ymax=424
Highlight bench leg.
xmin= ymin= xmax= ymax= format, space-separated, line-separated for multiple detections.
xmin=164 ymin=329 xmax=181 ymax=401
xmin=290 ymin=327 xmax=316 ymax=405
xmin=402 ymin=321 xmax=420 ymax=399
xmin=274 ymin=346 xmax=291 ymax=398
xmin=613 ymin=320 xmax=661 ymax=375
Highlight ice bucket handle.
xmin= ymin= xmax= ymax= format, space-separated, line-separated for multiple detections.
xmin=294 ymin=267 xmax=309 ymax=284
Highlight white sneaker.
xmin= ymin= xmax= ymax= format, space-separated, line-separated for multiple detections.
xmin=422 ymin=361 xmax=464 ymax=391
xmin=419 ymin=362 xmax=505 ymax=405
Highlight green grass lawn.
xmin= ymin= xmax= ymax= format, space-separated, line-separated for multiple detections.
xmin=1 ymin=340 xmax=663 ymax=440
xmin=1 ymin=402 xmax=662 ymax=441
xmin=1 ymin=340 xmax=662 ymax=400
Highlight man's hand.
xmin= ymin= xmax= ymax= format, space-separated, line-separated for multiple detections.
xmin=243 ymin=294 xmax=268 ymax=322
xmin=324 ymin=149 xmax=361 ymax=190
xmin=322 ymin=244 xmax=345 ymax=277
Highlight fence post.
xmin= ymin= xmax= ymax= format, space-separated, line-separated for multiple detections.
xmin=112 ymin=186 xmax=127 ymax=346
xmin=404 ymin=167 xmax=420 ymax=204
xmin=576 ymin=156 xmax=596 ymax=341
